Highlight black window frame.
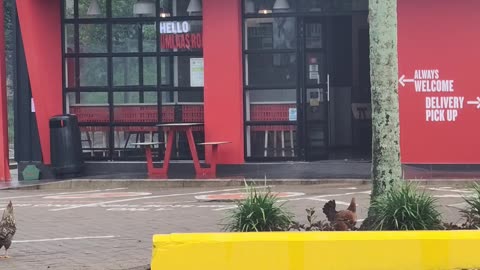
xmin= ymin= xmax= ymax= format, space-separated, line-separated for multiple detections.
xmin=61 ymin=0 xmax=205 ymax=161
xmin=242 ymin=0 xmax=368 ymax=161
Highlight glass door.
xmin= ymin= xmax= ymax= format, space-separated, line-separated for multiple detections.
xmin=300 ymin=18 xmax=329 ymax=160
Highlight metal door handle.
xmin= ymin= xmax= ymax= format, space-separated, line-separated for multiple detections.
xmin=327 ymin=73 xmax=330 ymax=102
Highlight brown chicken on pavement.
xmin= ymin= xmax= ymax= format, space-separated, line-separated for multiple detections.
xmin=0 ymin=201 xmax=16 ymax=258
xmin=322 ymin=198 xmax=357 ymax=231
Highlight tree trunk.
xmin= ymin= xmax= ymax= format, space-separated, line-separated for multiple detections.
xmin=369 ymin=0 xmax=402 ymax=199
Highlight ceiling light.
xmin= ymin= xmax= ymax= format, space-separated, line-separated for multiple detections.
xmin=258 ymin=0 xmax=272 ymax=14
xmin=159 ymin=8 xmax=171 ymax=18
xmin=87 ymin=0 xmax=101 ymax=16
xmin=133 ymin=0 xmax=155 ymax=16
xmin=258 ymin=8 xmax=272 ymax=15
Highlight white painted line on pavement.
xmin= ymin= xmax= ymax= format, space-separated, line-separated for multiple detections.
xmin=13 ymin=235 xmax=116 ymax=244
xmin=428 ymin=187 xmax=471 ymax=193
xmin=0 ymin=188 xmax=128 ymax=200
xmin=213 ymin=206 xmax=238 ymax=211
xmin=338 ymin=187 xmax=358 ymax=190
xmin=50 ymin=187 xmax=253 ymax=212
xmin=307 ymin=198 xmax=350 ymax=206
xmin=103 ymin=188 xmax=129 ymax=191
xmin=447 ymin=202 xmax=468 ymax=209
xmin=434 ymin=194 xmax=473 ymax=198
xmin=311 ymin=191 xmax=371 ymax=198
xmin=44 ymin=192 xmax=151 ymax=200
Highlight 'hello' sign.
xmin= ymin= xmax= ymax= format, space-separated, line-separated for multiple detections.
xmin=159 ymin=21 xmax=191 ymax=34
xmin=159 ymin=21 xmax=202 ymax=50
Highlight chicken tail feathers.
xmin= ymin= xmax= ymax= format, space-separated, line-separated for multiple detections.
xmin=347 ymin=197 xmax=356 ymax=213
xmin=322 ymin=200 xmax=337 ymax=222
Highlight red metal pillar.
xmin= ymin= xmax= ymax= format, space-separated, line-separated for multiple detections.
xmin=203 ymin=0 xmax=244 ymax=164
xmin=0 ymin=0 xmax=11 ymax=181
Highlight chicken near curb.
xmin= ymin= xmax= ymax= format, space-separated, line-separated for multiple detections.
xmin=322 ymin=198 xmax=357 ymax=231
xmin=0 ymin=201 xmax=16 ymax=259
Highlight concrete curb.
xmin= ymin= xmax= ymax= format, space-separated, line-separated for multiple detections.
xmin=2 ymin=178 xmax=370 ymax=190
xmin=1 ymin=178 xmax=479 ymax=191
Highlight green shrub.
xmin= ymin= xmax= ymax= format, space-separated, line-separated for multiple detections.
xmin=367 ymin=182 xmax=442 ymax=231
xmin=460 ymin=182 xmax=480 ymax=229
xmin=223 ymin=185 xmax=293 ymax=232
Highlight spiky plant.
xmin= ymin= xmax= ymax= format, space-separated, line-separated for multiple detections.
xmin=460 ymin=182 xmax=480 ymax=229
xmin=367 ymin=182 xmax=442 ymax=231
xmin=222 ymin=185 xmax=293 ymax=232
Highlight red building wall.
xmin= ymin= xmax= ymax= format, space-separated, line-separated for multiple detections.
xmin=16 ymin=0 xmax=63 ymax=165
xmin=398 ymin=0 xmax=480 ymax=164
xmin=203 ymin=0 xmax=245 ymax=164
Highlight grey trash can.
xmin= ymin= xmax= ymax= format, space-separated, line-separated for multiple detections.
xmin=50 ymin=114 xmax=84 ymax=177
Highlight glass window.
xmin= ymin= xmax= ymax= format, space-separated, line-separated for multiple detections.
xmin=174 ymin=56 xmax=204 ymax=87
xmin=160 ymin=57 xmax=172 ymax=85
xmin=306 ymin=23 xmax=323 ymax=49
xmin=113 ymin=0 xmax=156 ymax=17
xmin=67 ymin=92 xmax=108 ymax=105
xmin=79 ymin=0 xmax=106 ymax=18
xmin=65 ymin=57 xmax=77 ymax=88
xmin=79 ymin=24 xmax=107 ymax=53
xmin=245 ymin=17 xmax=296 ymax=50
xmin=64 ymin=0 xmax=204 ymax=161
xmin=112 ymin=24 xmax=139 ymax=53
xmin=160 ymin=91 xmax=175 ymax=104
xmin=64 ymin=0 xmax=75 ymax=18
xmin=143 ymin=57 xmax=157 ymax=86
xmin=113 ymin=57 xmax=139 ymax=86
xmin=159 ymin=0 xmax=203 ymax=17
xmin=246 ymin=125 xmax=297 ymax=158
xmin=65 ymin=24 xmax=75 ymax=52
xmin=144 ymin=91 xmax=158 ymax=103
xmin=113 ymin=92 xmax=159 ymax=123
xmin=79 ymin=57 xmax=108 ymax=87
xmin=178 ymin=91 xmax=203 ymax=103
xmin=244 ymin=0 xmax=295 ymax=14
xmin=142 ymin=23 xmax=157 ymax=52
xmin=113 ymin=126 xmax=159 ymax=160
xmin=246 ymin=89 xmax=297 ymax=121
xmin=66 ymin=92 xmax=109 ymax=123
xmin=245 ymin=53 xmax=297 ymax=87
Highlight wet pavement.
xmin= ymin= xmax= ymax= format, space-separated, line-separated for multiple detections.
xmin=0 ymin=182 xmax=475 ymax=269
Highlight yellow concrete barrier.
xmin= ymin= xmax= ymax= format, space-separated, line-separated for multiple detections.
xmin=151 ymin=231 xmax=480 ymax=270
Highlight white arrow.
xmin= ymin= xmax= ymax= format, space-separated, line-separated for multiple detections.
xmin=398 ymin=75 xmax=415 ymax=86
xmin=467 ymin=97 xmax=480 ymax=109
xmin=399 ymin=75 xmax=415 ymax=87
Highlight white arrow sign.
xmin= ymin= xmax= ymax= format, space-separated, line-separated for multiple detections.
xmin=467 ymin=97 xmax=480 ymax=109
xmin=399 ymin=75 xmax=415 ymax=87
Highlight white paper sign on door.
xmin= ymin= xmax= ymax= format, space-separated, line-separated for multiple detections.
xmin=190 ymin=58 xmax=204 ymax=87
xmin=289 ymin=108 xmax=297 ymax=121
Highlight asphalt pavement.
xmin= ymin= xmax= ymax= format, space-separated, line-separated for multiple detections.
xmin=0 ymin=182 xmax=474 ymax=270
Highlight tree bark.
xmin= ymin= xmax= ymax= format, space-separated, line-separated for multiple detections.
xmin=368 ymin=0 xmax=402 ymax=199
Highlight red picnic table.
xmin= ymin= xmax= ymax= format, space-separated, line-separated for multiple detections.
xmin=132 ymin=122 xmax=230 ymax=179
